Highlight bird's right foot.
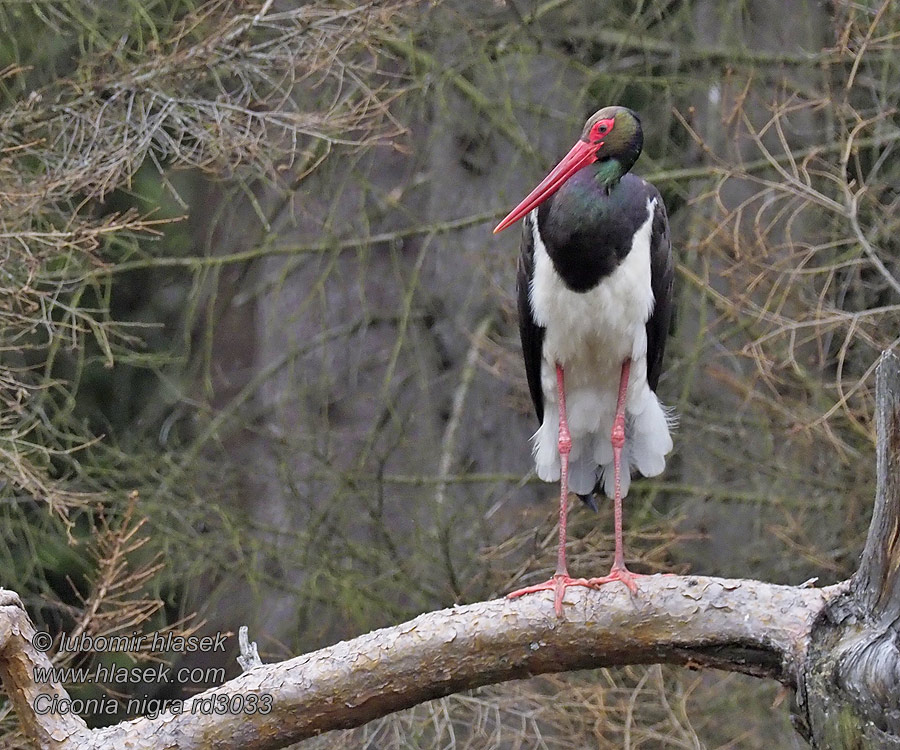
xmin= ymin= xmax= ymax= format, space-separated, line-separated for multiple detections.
xmin=507 ymin=573 xmax=598 ymax=617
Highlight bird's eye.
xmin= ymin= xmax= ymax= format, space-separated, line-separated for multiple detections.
xmin=590 ymin=119 xmax=613 ymax=142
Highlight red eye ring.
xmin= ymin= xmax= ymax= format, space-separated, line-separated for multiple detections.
xmin=590 ymin=117 xmax=614 ymax=143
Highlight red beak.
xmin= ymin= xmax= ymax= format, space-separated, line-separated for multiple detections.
xmin=493 ymin=139 xmax=600 ymax=234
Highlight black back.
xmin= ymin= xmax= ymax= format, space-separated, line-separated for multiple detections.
xmin=517 ymin=212 xmax=546 ymax=422
xmin=645 ymin=195 xmax=674 ymax=391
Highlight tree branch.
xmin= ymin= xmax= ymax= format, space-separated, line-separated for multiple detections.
xmin=2 ymin=577 xmax=838 ymax=750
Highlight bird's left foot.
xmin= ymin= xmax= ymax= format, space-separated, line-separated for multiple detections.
xmin=584 ymin=564 xmax=648 ymax=594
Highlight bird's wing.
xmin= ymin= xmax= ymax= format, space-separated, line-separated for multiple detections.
xmin=645 ymin=193 xmax=674 ymax=392
xmin=517 ymin=212 xmax=546 ymax=423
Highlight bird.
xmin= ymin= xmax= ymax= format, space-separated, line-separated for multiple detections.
xmin=493 ymin=106 xmax=674 ymax=617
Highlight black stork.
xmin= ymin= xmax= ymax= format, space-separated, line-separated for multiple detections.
xmin=494 ymin=106 xmax=674 ymax=616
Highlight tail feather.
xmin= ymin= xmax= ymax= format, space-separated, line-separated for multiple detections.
xmin=600 ymin=457 xmax=632 ymax=498
xmin=532 ymin=416 xmax=560 ymax=482
xmin=628 ymin=395 xmax=673 ymax=478
xmin=577 ymin=493 xmax=599 ymax=512
xmin=568 ymin=447 xmax=598 ymax=496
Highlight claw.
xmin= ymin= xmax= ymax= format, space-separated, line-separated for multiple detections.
xmin=508 ymin=573 xmax=599 ymax=617
xmin=585 ymin=564 xmax=647 ymax=594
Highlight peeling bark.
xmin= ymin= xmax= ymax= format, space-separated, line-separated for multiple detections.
xmin=0 ymin=591 xmax=87 ymax=749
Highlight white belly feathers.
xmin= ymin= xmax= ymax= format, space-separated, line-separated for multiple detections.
xmin=527 ymin=201 xmax=673 ymax=498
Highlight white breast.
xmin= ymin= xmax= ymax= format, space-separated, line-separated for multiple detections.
xmin=529 ymin=198 xmax=656 ymax=367
xmin=526 ymin=199 xmax=673 ymax=497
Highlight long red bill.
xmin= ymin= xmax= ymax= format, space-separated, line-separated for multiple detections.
xmin=493 ymin=139 xmax=599 ymax=234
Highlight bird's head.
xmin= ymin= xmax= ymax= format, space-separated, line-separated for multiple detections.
xmin=493 ymin=106 xmax=644 ymax=234
xmin=581 ymin=106 xmax=643 ymax=169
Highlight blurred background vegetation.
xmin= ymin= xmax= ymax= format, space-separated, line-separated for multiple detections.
xmin=0 ymin=0 xmax=897 ymax=747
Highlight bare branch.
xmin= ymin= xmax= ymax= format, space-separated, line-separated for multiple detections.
xmin=1 ymin=577 xmax=838 ymax=750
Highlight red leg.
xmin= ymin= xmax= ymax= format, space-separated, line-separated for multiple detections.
xmin=612 ymin=357 xmax=630 ymax=572
xmin=554 ymin=362 xmax=572 ymax=578
xmin=508 ymin=364 xmax=597 ymax=616
xmin=586 ymin=357 xmax=648 ymax=592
